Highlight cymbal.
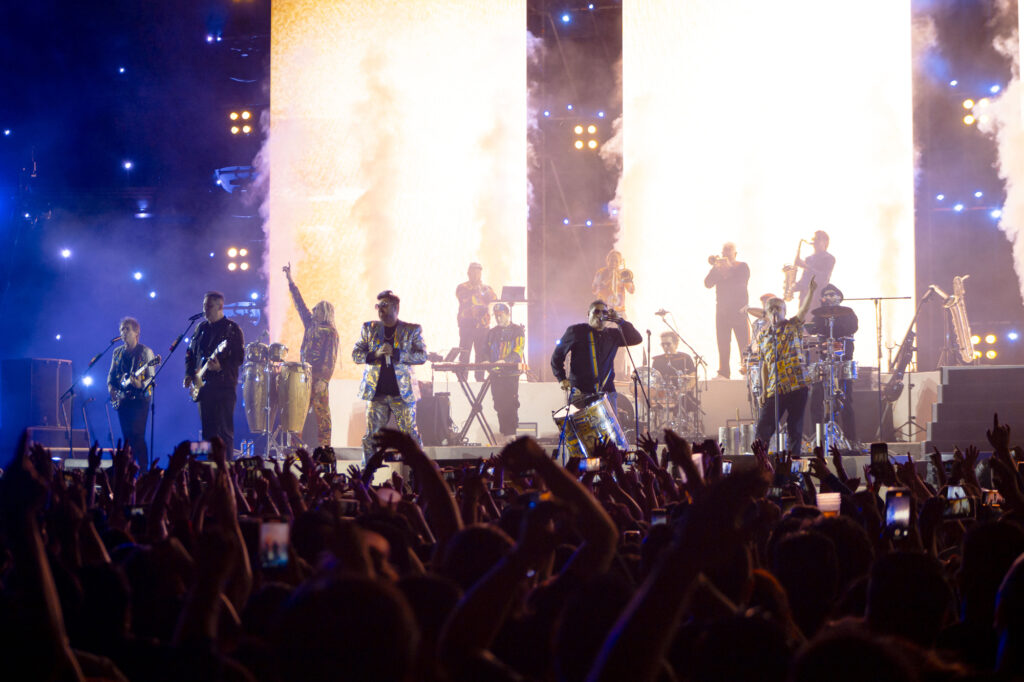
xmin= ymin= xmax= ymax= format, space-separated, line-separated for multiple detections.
xmin=810 ymin=305 xmax=855 ymax=320
xmin=745 ymin=307 xmax=766 ymax=319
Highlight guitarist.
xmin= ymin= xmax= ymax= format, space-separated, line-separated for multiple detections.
xmin=184 ymin=291 xmax=245 ymax=451
xmin=107 ymin=317 xmax=156 ymax=468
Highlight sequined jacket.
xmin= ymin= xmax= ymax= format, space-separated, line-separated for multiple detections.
xmin=288 ymin=280 xmax=339 ymax=381
xmin=353 ymin=320 xmax=427 ymax=404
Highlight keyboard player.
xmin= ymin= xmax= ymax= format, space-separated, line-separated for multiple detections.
xmin=486 ymin=303 xmax=525 ymax=438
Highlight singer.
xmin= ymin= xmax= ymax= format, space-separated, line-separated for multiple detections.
xmin=184 ymin=291 xmax=245 ymax=451
xmin=106 ymin=317 xmax=156 ymax=468
xmin=551 ymin=299 xmax=642 ymax=413
xmin=352 ymin=289 xmax=427 ymax=463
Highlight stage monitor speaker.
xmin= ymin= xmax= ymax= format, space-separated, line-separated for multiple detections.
xmin=1 ymin=358 xmax=72 ymax=431
xmin=417 ymin=393 xmax=454 ymax=446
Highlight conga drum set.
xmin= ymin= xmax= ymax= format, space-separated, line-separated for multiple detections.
xmin=241 ymin=341 xmax=313 ymax=458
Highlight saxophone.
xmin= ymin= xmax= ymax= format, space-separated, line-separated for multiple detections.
xmin=945 ymin=275 xmax=976 ymax=364
xmin=782 ymin=239 xmax=810 ymax=302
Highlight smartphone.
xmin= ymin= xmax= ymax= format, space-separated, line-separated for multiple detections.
xmin=190 ymin=440 xmax=211 ymax=458
xmin=885 ymin=488 xmax=911 ymax=537
xmin=945 ymin=485 xmax=966 ymax=500
xmin=721 ymin=460 xmax=733 ymax=475
xmin=870 ymin=442 xmax=889 ymax=467
xmin=623 ymin=530 xmax=642 ymax=545
xmin=651 ymin=508 xmax=668 ymax=526
xmin=443 ymin=470 xmax=455 ymax=482
xmin=791 ymin=459 xmax=811 ymax=474
xmin=983 ymin=489 xmax=1005 ymax=507
xmin=580 ymin=457 xmax=601 ymax=473
xmin=125 ymin=505 xmax=147 ymax=518
xmin=259 ymin=520 xmax=290 ymax=569
xmin=944 ymin=496 xmax=977 ymax=519
xmin=239 ymin=457 xmax=263 ymax=487
xmin=767 ymin=486 xmax=785 ymax=500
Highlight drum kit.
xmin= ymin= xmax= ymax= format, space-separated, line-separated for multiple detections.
xmin=241 ymin=341 xmax=313 ymax=458
xmin=627 ymin=365 xmax=700 ymax=439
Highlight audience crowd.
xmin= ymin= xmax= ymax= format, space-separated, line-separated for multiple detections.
xmin=2 ymin=413 xmax=1024 ymax=681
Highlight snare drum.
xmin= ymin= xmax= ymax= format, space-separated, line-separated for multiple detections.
xmin=553 ymin=393 xmax=629 ymax=459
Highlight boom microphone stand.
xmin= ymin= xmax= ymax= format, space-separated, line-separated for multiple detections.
xmin=143 ymin=314 xmax=200 ymax=461
xmin=656 ymin=310 xmax=708 ymax=437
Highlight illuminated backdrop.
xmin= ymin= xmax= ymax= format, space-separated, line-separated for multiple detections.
xmin=266 ymin=0 xmax=527 ymax=377
xmin=616 ymin=1 xmax=915 ymax=375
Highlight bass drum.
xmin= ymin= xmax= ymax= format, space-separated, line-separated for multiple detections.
xmin=553 ymin=393 xmax=630 ymax=459
xmin=277 ymin=362 xmax=313 ymax=433
xmin=241 ymin=362 xmax=270 ymax=433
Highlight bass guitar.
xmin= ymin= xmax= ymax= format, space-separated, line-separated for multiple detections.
xmin=189 ymin=340 xmax=228 ymax=402
xmin=111 ymin=355 xmax=162 ymax=409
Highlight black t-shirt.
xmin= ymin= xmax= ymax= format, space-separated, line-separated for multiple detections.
xmin=185 ymin=316 xmax=245 ymax=390
xmin=807 ymin=306 xmax=858 ymax=359
xmin=704 ymin=261 xmax=750 ymax=312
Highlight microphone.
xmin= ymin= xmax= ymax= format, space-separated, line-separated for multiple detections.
xmin=188 ymin=312 xmax=205 ymax=321
xmin=655 ymin=309 xmax=668 ymax=317
xmin=110 ymin=336 xmax=121 ymax=344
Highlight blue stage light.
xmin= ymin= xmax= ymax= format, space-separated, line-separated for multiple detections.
xmin=566 ymin=104 xmax=573 ymax=111
xmin=133 ymin=271 xmax=142 ymax=280
xmin=597 ymin=111 xmax=605 ymax=118
xmin=991 ymin=84 xmax=1001 ymax=94
xmin=936 ymin=194 xmax=945 ymax=201
xmin=82 ymin=376 xmax=93 ymax=387
xmin=206 ymin=34 xmax=215 ymax=43
xmin=949 ymin=79 xmax=958 ymax=87
xmin=991 ymin=209 xmax=1002 ymax=219
xmin=250 ymin=291 xmax=259 ymax=300
xmin=543 ymin=110 xmax=550 ymax=117
xmin=149 ymin=291 xmax=157 ymax=299
xmin=123 ymin=160 xmax=133 ymax=170
xmin=588 ymin=3 xmax=594 ymax=8
xmin=209 ymin=252 xmax=215 ymax=258
xmin=953 ymin=203 xmax=964 ymax=212
xmin=60 ymin=248 xmax=71 ymax=259
xmin=974 ymin=191 xmax=983 ymax=198
xmin=585 ymin=220 xmax=593 ymax=227
xmin=55 ymin=334 xmax=61 ymax=341
xmin=118 ymin=67 xmax=125 ymax=74
xmin=563 ymin=218 xmax=570 ymax=225
xmin=1008 ymin=331 xmax=1019 ymax=341
xmin=3 ymin=129 xmax=10 ymax=136
xmin=561 ymin=13 xmax=570 ymax=23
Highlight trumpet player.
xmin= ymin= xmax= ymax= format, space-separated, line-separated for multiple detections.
xmin=704 ymin=242 xmax=750 ymax=379
xmin=592 ymin=249 xmax=634 ymax=312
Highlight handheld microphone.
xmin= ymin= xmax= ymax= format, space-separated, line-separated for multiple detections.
xmin=655 ymin=309 xmax=668 ymax=317
xmin=110 ymin=336 xmax=121 ymax=344
xmin=188 ymin=312 xmax=205 ymax=321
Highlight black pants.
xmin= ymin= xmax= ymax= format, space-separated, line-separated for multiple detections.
xmin=117 ymin=398 xmax=150 ymax=469
xmin=490 ymin=374 xmax=520 ymax=436
xmin=755 ymin=387 xmax=808 ymax=455
xmin=198 ymin=385 xmax=236 ymax=453
xmin=458 ymin=323 xmax=489 ymax=381
xmin=716 ymin=308 xmax=749 ymax=378
xmin=809 ymin=379 xmax=857 ymax=441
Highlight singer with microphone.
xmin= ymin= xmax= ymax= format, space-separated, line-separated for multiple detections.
xmin=353 ymin=289 xmax=427 ymax=463
xmin=551 ymin=299 xmax=642 ymax=413
xmin=107 ymin=317 xmax=156 ymax=468
xmin=184 ymin=291 xmax=245 ymax=452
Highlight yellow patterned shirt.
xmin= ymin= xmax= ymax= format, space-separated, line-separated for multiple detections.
xmin=757 ymin=319 xmax=808 ymax=400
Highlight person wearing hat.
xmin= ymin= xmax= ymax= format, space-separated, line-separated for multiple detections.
xmin=353 ymin=289 xmax=427 ymax=462
xmin=486 ymin=302 xmax=525 ymax=438
xmin=455 ymin=262 xmax=497 ymax=381
xmin=806 ymin=282 xmax=859 ymax=444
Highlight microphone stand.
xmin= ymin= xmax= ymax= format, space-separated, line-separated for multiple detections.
xmin=60 ymin=337 xmax=119 ymax=462
xmin=143 ymin=315 xmax=200 ymax=462
xmin=657 ymin=311 xmax=708 ymax=436
xmin=610 ymin=314 xmax=649 ymax=446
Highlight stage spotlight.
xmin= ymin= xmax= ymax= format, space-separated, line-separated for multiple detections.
xmin=598 ymin=111 xmax=606 ymax=118
xmin=82 ymin=376 xmax=93 ymax=387
xmin=585 ymin=219 xmax=593 ymax=227
xmin=239 ymin=248 xmax=248 ymax=257
xmin=250 ymin=291 xmax=259 ymax=300
xmin=985 ymin=333 xmax=997 ymax=344
xmin=543 ymin=110 xmax=550 ymax=117
xmin=986 ymin=350 xmax=997 ymax=360
xmin=206 ymin=34 xmax=215 ymax=43
xmin=587 ymin=124 xmax=597 ymax=134
xmin=3 ymin=129 xmax=10 ymax=136
xmin=588 ymin=2 xmax=594 ymax=7
xmin=209 ymin=252 xmax=215 ymax=258
xmin=574 ymin=124 xmax=584 ymax=134
xmin=122 ymin=160 xmax=133 ymax=170
xmin=974 ymin=350 xmax=982 ymax=359
xmin=574 ymin=140 xmax=584 ymax=150
xmin=561 ymin=13 xmax=570 ymax=23
xmin=567 ymin=104 xmax=573 ymax=111
xmin=55 ymin=334 xmax=61 ymax=341
xmin=230 ymin=112 xmax=239 ymax=120
xmin=587 ymin=139 xmax=598 ymax=149
xmin=241 ymin=111 xmax=251 ymax=120
xmin=963 ymin=115 xmax=976 ymax=125
xmin=978 ymin=98 xmax=990 ymax=107
xmin=974 ymin=191 xmax=983 ymax=198
xmin=954 ymin=203 xmax=964 ymax=212
xmin=950 ymin=80 xmax=958 ymax=86
xmin=242 ymin=125 xmax=252 ymax=134
xmin=1009 ymin=331 xmax=1019 ymax=341
xmin=133 ymin=271 xmax=142 ymax=281
xmin=971 ymin=334 xmax=981 ymax=345
xmin=990 ymin=85 xmax=1001 ymax=94
xmin=230 ymin=126 xmax=240 ymax=135
xmin=563 ymin=218 xmax=570 ymax=225
xmin=149 ymin=291 xmax=156 ymax=298
xmin=23 ymin=212 xmax=30 ymax=219
xmin=240 ymin=262 xmax=250 ymax=271
xmin=60 ymin=248 xmax=71 ymax=259
xmin=936 ymin=194 xmax=945 ymax=201
xmin=991 ymin=209 xmax=1002 ymax=219
xmin=118 ymin=67 xmax=125 ymax=74
xmin=227 ymin=247 xmax=238 ymax=258
xmin=228 ymin=262 xmax=238 ymax=271
xmin=962 ymin=99 xmax=974 ymax=109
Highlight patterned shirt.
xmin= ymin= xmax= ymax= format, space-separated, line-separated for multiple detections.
xmin=757 ymin=318 xmax=808 ymax=399
xmin=487 ymin=323 xmax=525 ymax=374
xmin=455 ymin=281 xmax=497 ymax=328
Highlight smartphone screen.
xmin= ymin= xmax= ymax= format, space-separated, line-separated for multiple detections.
xmin=721 ymin=460 xmax=733 ymax=475
xmin=885 ymin=488 xmax=911 ymax=537
xmin=944 ymin=496 xmax=976 ymax=519
xmin=870 ymin=442 xmax=889 ymax=467
xmin=190 ymin=440 xmax=211 ymax=458
xmin=651 ymin=508 xmax=668 ymax=525
xmin=259 ymin=520 xmax=290 ymax=569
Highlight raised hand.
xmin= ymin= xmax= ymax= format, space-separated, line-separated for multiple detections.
xmin=372 ymin=428 xmax=422 ymax=460
xmin=87 ymin=441 xmax=103 ymax=472
xmin=637 ymin=432 xmax=659 ymax=458
xmin=829 ymin=443 xmax=847 ymax=482
xmin=929 ymin=446 xmax=946 ymax=488
xmin=986 ymin=413 xmax=1011 ymax=453
xmin=282 ymin=262 xmax=292 ymax=280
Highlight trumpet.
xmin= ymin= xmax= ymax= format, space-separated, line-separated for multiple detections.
xmin=708 ymin=255 xmax=727 ymax=266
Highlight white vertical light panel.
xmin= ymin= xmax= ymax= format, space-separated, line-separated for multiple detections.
xmin=618 ymin=1 xmax=914 ymax=376
xmin=266 ymin=1 xmax=527 ymax=378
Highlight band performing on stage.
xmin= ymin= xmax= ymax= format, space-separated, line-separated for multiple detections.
xmin=107 ymin=317 xmax=158 ymax=468
xmin=184 ymin=292 xmax=245 ymax=449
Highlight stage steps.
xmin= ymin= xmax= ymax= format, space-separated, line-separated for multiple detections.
xmin=926 ymin=365 xmax=1024 ymax=451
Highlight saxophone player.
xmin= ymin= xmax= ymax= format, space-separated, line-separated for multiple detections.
xmin=592 ymin=249 xmax=634 ymax=313
xmin=794 ymin=230 xmax=835 ymax=311
xmin=704 ymin=242 xmax=750 ymax=380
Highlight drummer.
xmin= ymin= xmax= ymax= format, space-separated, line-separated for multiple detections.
xmin=805 ymin=283 xmax=858 ymax=443
xmin=283 ymin=263 xmax=339 ymax=447
xmin=551 ymin=300 xmax=643 ymax=413
xmin=652 ymin=332 xmax=696 ymax=391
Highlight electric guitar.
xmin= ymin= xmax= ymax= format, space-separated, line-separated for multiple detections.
xmin=111 ymin=355 xmax=162 ymax=409
xmin=189 ymin=340 xmax=228 ymax=402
